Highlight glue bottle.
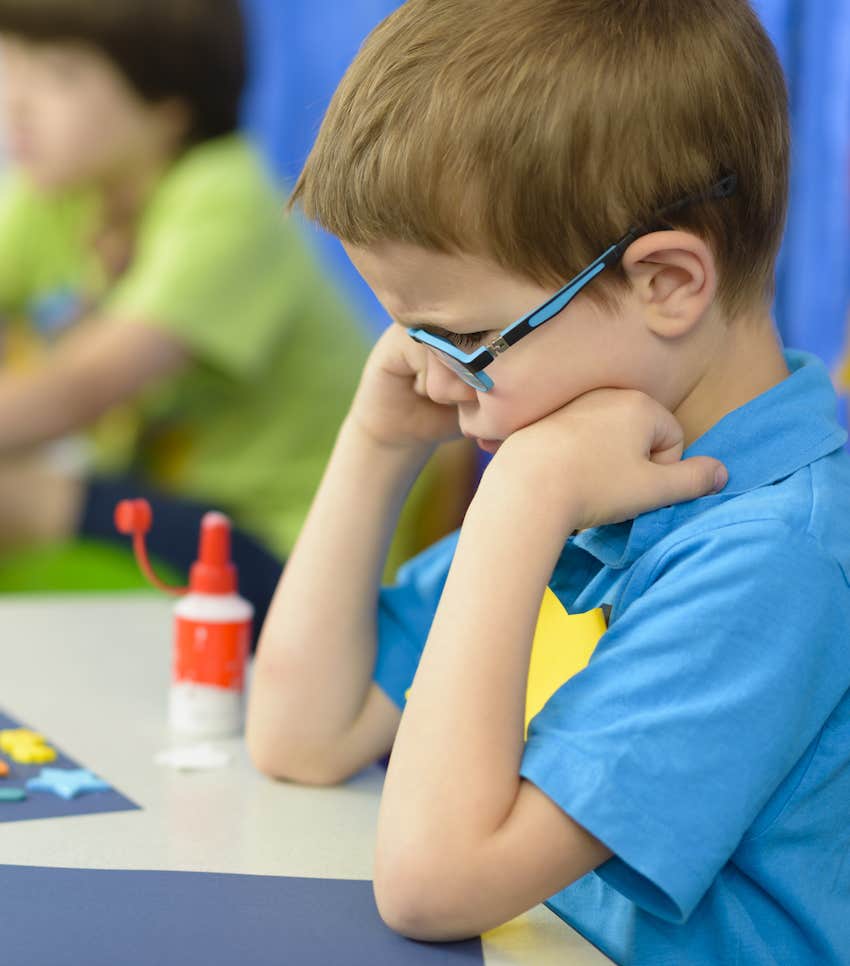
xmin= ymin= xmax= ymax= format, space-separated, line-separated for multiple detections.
xmin=114 ymin=499 xmax=254 ymax=738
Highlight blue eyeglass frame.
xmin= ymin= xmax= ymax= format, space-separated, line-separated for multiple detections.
xmin=408 ymin=173 xmax=738 ymax=392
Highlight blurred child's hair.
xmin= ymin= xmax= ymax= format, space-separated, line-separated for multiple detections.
xmin=292 ymin=0 xmax=789 ymax=316
xmin=0 ymin=0 xmax=246 ymax=146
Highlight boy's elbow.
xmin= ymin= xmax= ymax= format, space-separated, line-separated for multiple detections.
xmin=374 ymin=850 xmax=476 ymax=942
xmin=245 ymin=662 xmax=355 ymax=786
xmin=244 ymin=733 xmax=295 ymax=783
xmin=245 ymin=727 xmax=359 ymax=787
xmin=374 ymin=856 xmax=442 ymax=940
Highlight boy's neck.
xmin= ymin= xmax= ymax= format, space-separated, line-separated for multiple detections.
xmin=674 ymin=304 xmax=790 ymax=448
xmin=91 ymin=148 xmax=178 ymax=279
xmin=97 ymin=154 xmax=171 ymax=226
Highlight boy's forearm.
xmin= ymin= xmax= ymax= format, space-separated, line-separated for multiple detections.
xmin=0 ymin=368 xmax=101 ymax=452
xmin=0 ymin=318 xmax=188 ymax=453
xmin=246 ymin=418 xmax=433 ymax=779
xmin=377 ymin=468 xmax=574 ymax=884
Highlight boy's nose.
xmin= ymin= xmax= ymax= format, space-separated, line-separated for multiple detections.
xmin=424 ymin=354 xmax=478 ymax=405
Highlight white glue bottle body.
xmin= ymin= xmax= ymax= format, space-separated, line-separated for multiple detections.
xmin=168 ymin=513 xmax=254 ymax=738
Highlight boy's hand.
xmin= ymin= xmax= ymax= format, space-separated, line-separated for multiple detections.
xmin=484 ymin=388 xmax=727 ymax=535
xmin=349 ymin=325 xmax=462 ymax=450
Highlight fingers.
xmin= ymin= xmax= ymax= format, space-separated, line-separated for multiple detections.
xmin=649 ymin=439 xmax=684 ymax=466
xmin=647 ymin=405 xmax=684 ymax=465
xmin=398 ymin=339 xmax=430 ymax=397
xmin=651 ymin=456 xmax=727 ymax=507
xmin=413 ymin=368 xmax=428 ymax=396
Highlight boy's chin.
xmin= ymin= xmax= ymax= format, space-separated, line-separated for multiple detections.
xmin=14 ymin=158 xmax=96 ymax=194
xmin=15 ymin=164 xmax=73 ymax=193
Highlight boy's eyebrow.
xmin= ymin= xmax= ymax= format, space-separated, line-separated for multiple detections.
xmin=393 ymin=314 xmax=453 ymax=336
xmin=393 ymin=313 xmax=470 ymax=338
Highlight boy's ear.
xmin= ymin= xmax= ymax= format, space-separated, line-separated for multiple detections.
xmin=620 ymin=231 xmax=718 ymax=339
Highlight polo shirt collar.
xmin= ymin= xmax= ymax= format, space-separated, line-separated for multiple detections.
xmin=573 ymin=350 xmax=847 ymax=569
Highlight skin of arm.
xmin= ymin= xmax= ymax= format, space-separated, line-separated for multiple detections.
xmin=246 ymin=325 xmax=462 ymax=785
xmin=0 ymin=315 xmax=188 ymax=452
xmin=374 ymin=389 xmax=726 ymax=940
xmin=245 ymin=418 xmax=424 ymax=785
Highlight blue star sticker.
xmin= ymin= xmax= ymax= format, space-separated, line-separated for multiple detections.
xmin=26 ymin=767 xmax=110 ymax=800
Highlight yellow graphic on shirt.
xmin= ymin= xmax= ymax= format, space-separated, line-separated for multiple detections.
xmin=404 ymin=587 xmax=607 ymax=737
xmin=525 ymin=588 xmax=606 ymax=737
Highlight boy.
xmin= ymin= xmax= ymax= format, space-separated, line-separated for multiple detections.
xmin=246 ymin=1 xmax=850 ymax=962
xmin=0 ymin=0 xmax=369 ymax=629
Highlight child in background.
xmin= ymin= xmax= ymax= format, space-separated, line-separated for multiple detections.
xmin=246 ymin=1 xmax=850 ymax=962
xmin=0 ymin=0 xmax=370 ymax=632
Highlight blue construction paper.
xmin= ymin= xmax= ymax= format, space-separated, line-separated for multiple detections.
xmin=0 ymin=864 xmax=484 ymax=965
xmin=0 ymin=710 xmax=139 ymax=823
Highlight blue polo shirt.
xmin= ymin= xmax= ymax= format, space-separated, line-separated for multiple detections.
xmin=374 ymin=350 xmax=850 ymax=965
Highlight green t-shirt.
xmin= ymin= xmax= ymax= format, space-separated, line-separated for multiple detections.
xmin=0 ymin=135 xmax=368 ymax=559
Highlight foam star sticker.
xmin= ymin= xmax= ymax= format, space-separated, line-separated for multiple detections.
xmin=0 ymin=729 xmax=57 ymax=764
xmin=26 ymin=767 xmax=110 ymax=800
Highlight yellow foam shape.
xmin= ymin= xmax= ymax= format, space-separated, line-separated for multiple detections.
xmin=14 ymin=744 xmax=57 ymax=764
xmin=0 ymin=728 xmax=57 ymax=764
xmin=524 ymin=588 xmax=606 ymax=737
xmin=0 ymin=729 xmax=43 ymax=753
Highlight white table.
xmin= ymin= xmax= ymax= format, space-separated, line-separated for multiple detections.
xmin=0 ymin=595 xmax=611 ymax=965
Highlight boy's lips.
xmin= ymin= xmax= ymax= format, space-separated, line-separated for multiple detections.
xmin=460 ymin=424 xmax=502 ymax=453
xmin=474 ymin=438 xmax=502 ymax=454
xmin=461 ymin=429 xmax=502 ymax=454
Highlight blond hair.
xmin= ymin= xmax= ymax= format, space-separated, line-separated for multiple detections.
xmin=292 ymin=0 xmax=789 ymax=315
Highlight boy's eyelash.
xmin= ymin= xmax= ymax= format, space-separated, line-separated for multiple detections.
xmin=449 ymin=330 xmax=490 ymax=349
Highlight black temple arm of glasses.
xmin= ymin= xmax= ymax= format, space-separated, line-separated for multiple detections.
xmin=602 ymin=172 xmax=738 ymax=267
xmin=654 ymin=172 xmax=738 ymax=222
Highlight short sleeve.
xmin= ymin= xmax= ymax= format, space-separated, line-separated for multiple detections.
xmin=519 ymin=519 xmax=850 ymax=923
xmin=373 ymin=531 xmax=459 ymax=708
xmin=105 ymin=146 xmax=305 ymax=378
xmin=0 ymin=175 xmax=43 ymax=312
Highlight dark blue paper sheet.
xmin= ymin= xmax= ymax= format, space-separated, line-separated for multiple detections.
xmin=0 ymin=865 xmax=484 ymax=965
xmin=0 ymin=710 xmax=139 ymax=822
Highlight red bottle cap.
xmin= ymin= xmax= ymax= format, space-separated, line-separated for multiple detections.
xmin=114 ymin=498 xmax=152 ymax=536
xmin=189 ymin=512 xmax=238 ymax=595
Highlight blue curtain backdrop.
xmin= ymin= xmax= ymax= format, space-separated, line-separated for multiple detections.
xmin=751 ymin=0 xmax=850 ymax=370
xmin=240 ymin=0 xmax=399 ymax=332
xmin=241 ymin=0 xmax=850 ymax=371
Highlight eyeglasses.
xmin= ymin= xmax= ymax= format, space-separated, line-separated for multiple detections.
xmin=408 ymin=173 xmax=738 ymax=392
